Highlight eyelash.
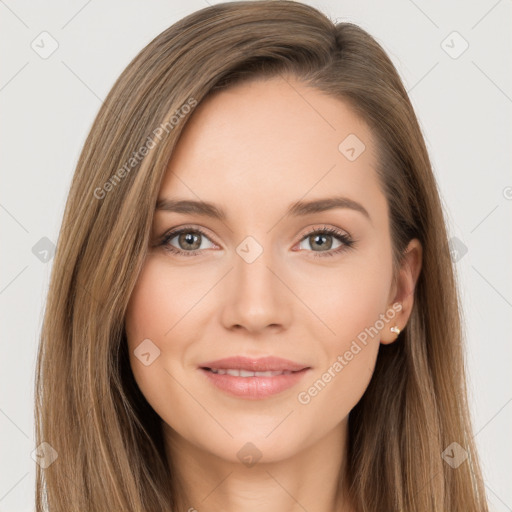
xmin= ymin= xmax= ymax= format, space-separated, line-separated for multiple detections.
xmin=159 ymin=225 xmax=355 ymax=258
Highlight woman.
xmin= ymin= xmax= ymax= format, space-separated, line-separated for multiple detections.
xmin=34 ymin=1 xmax=489 ymax=510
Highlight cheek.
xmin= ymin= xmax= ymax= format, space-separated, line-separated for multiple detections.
xmin=297 ymin=292 xmax=384 ymax=424
xmin=311 ymin=251 xmax=392 ymax=349
xmin=125 ymin=264 xmax=168 ymax=344
xmin=298 ymin=250 xmax=392 ymax=413
xmin=125 ymin=255 xmax=210 ymax=349
xmin=124 ymin=258 xmax=196 ymax=414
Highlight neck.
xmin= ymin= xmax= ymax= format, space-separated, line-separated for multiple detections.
xmin=163 ymin=418 xmax=355 ymax=512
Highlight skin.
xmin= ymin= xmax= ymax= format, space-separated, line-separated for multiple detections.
xmin=124 ymin=75 xmax=422 ymax=512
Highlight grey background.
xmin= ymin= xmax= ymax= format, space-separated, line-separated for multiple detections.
xmin=1 ymin=0 xmax=511 ymax=510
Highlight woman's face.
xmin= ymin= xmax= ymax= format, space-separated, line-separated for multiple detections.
xmin=125 ymin=76 xmax=417 ymax=464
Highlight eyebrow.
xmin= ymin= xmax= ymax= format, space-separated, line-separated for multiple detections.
xmin=155 ymin=196 xmax=372 ymax=224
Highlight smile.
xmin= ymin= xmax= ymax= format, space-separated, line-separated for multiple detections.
xmin=206 ymin=368 xmax=294 ymax=377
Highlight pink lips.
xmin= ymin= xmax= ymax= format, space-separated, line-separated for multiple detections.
xmin=199 ymin=356 xmax=311 ymax=400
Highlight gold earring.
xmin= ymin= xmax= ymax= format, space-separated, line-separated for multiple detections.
xmin=390 ymin=326 xmax=401 ymax=335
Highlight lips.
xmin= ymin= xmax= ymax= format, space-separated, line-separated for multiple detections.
xmin=198 ymin=356 xmax=311 ymax=399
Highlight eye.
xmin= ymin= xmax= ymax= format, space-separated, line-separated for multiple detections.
xmin=160 ymin=226 xmax=216 ymax=257
xmin=296 ymin=226 xmax=355 ymax=258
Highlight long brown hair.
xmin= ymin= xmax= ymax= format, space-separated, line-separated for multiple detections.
xmin=34 ymin=1 xmax=489 ymax=510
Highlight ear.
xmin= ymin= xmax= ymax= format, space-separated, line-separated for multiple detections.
xmin=380 ymin=238 xmax=423 ymax=345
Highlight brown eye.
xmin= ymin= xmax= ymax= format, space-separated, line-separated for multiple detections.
xmin=305 ymin=232 xmax=335 ymax=251
xmin=161 ymin=227 xmax=216 ymax=257
xmin=297 ymin=226 xmax=354 ymax=257
xmin=177 ymin=231 xmax=202 ymax=251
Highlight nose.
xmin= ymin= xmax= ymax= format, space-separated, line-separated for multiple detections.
xmin=219 ymin=247 xmax=293 ymax=334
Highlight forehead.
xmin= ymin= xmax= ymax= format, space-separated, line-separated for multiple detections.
xmin=158 ymin=76 xmax=386 ymax=227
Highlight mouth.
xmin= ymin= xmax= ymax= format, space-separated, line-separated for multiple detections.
xmin=203 ymin=368 xmax=297 ymax=377
xmin=198 ymin=356 xmax=311 ymax=399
